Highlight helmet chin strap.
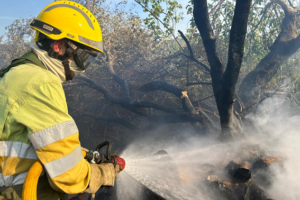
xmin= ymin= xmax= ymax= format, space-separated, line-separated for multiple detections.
xmin=36 ymin=40 xmax=75 ymax=81
xmin=62 ymin=59 xmax=75 ymax=81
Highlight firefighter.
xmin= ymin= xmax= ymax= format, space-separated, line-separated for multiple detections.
xmin=0 ymin=1 xmax=122 ymax=199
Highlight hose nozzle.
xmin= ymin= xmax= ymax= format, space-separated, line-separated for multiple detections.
xmin=112 ymin=157 xmax=126 ymax=170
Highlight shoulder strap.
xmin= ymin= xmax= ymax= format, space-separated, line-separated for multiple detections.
xmin=0 ymin=51 xmax=46 ymax=78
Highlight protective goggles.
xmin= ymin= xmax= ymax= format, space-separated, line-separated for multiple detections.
xmin=66 ymin=40 xmax=98 ymax=70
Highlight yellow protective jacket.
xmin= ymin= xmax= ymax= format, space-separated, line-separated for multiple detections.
xmin=0 ymin=52 xmax=91 ymax=198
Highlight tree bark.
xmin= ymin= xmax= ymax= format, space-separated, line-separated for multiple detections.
xmin=238 ymin=0 xmax=300 ymax=108
xmin=193 ymin=0 xmax=224 ymax=101
xmin=194 ymin=0 xmax=252 ymax=141
xmin=218 ymin=0 xmax=252 ymax=141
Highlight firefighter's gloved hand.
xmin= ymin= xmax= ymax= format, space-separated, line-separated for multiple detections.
xmin=84 ymin=163 xmax=115 ymax=194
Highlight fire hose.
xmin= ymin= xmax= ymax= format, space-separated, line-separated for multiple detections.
xmin=22 ymin=141 xmax=126 ymax=200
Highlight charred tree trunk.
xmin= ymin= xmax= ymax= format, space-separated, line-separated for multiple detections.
xmin=194 ymin=0 xmax=252 ymax=141
xmin=238 ymin=0 xmax=300 ymax=109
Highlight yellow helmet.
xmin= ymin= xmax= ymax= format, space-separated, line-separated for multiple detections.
xmin=30 ymin=1 xmax=103 ymax=53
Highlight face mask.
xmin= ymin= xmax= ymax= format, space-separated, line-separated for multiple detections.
xmin=66 ymin=40 xmax=97 ymax=70
xmin=34 ymin=37 xmax=96 ymax=81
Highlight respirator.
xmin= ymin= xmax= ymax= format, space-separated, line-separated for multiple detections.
xmin=65 ymin=40 xmax=97 ymax=70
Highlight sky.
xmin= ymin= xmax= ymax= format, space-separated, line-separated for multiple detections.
xmin=0 ymin=0 xmax=192 ymax=38
xmin=0 ymin=0 xmax=54 ymax=36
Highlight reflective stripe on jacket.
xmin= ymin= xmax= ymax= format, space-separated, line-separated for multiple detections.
xmin=0 ymin=59 xmax=91 ymax=194
xmin=0 ymin=141 xmax=37 ymax=187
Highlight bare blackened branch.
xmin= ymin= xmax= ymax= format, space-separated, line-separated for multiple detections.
xmin=83 ymin=113 xmax=140 ymax=130
xmin=178 ymin=30 xmax=211 ymax=73
xmin=74 ymin=76 xmax=148 ymax=116
xmin=180 ymin=53 xmax=210 ymax=74
xmin=148 ymin=114 xmax=195 ymax=124
xmin=76 ymin=76 xmax=122 ymax=104
xmin=192 ymin=95 xmax=214 ymax=104
xmin=95 ymin=117 xmax=139 ymax=130
xmin=134 ymin=101 xmax=182 ymax=114
xmin=181 ymin=91 xmax=217 ymax=129
xmin=178 ymin=30 xmax=194 ymax=58
xmin=74 ymin=77 xmax=184 ymax=115
xmin=106 ymin=54 xmax=131 ymax=101
xmin=139 ymin=81 xmax=217 ymax=129
xmin=139 ymin=81 xmax=184 ymax=97
xmin=147 ymin=114 xmax=205 ymax=124
xmin=82 ymin=112 xmax=213 ymax=131
xmin=186 ymin=82 xmax=212 ymax=86
xmin=63 ymin=82 xmax=88 ymax=87
xmin=144 ymin=113 xmax=218 ymax=131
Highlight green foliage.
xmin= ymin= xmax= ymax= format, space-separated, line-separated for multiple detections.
xmin=183 ymin=0 xmax=287 ymax=60
xmin=135 ymin=0 xmax=184 ymax=41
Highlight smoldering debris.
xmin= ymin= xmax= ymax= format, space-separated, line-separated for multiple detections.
xmin=200 ymin=144 xmax=283 ymax=200
xmin=95 ymin=94 xmax=300 ymax=200
xmin=115 ymin=138 xmax=284 ymax=200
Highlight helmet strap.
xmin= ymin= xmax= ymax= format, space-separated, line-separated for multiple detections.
xmin=62 ymin=58 xmax=75 ymax=81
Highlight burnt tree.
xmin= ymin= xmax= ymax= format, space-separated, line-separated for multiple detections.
xmin=193 ymin=0 xmax=252 ymax=141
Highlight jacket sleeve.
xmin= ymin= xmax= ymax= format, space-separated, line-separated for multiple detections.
xmin=14 ymin=81 xmax=91 ymax=194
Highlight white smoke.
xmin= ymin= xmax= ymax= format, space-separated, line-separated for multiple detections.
xmin=245 ymin=93 xmax=300 ymax=200
xmin=116 ymin=84 xmax=300 ymax=200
